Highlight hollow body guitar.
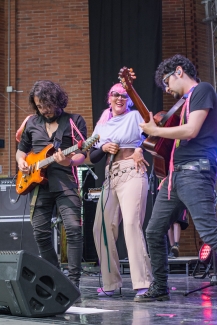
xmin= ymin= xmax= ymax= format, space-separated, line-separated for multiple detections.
xmin=118 ymin=67 xmax=180 ymax=179
xmin=16 ymin=134 xmax=100 ymax=195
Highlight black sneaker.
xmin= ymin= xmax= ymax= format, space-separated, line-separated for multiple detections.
xmin=134 ymin=281 xmax=170 ymax=302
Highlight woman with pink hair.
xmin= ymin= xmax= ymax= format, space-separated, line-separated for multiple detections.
xmin=89 ymin=83 xmax=153 ymax=301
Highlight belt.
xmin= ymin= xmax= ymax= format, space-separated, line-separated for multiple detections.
xmin=105 ymin=166 xmax=135 ymax=180
xmin=174 ymin=161 xmax=200 ymax=172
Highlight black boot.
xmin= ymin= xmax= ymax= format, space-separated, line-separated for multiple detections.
xmin=134 ymin=281 xmax=170 ymax=302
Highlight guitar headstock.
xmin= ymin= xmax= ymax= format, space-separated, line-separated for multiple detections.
xmin=82 ymin=134 xmax=100 ymax=151
xmin=118 ymin=67 xmax=135 ymax=91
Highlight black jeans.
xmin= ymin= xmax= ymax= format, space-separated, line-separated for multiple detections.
xmin=31 ymin=184 xmax=83 ymax=285
xmin=146 ymin=169 xmax=217 ymax=289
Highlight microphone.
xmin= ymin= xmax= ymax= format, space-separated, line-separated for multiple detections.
xmin=84 ymin=164 xmax=98 ymax=180
xmin=109 ymin=142 xmax=119 ymax=170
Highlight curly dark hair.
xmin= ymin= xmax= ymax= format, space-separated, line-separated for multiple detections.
xmin=155 ymin=54 xmax=198 ymax=90
xmin=29 ymin=80 xmax=68 ymax=115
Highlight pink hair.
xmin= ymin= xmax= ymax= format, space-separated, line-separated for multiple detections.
xmin=97 ymin=83 xmax=132 ymax=125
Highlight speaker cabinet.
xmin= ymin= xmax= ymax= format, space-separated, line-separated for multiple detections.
xmin=0 ymin=220 xmax=39 ymax=255
xmin=0 ymin=180 xmax=30 ymax=217
xmin=0 ymin=250 xmax=80 ymax=317
xmin=0 ymin=180 xmax=38 ymax=255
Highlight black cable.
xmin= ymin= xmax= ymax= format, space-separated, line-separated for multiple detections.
xmin=9 ymin=175 xmax=20 ymax=204
xmin=19 ymin=194 xmax=28 ymax=250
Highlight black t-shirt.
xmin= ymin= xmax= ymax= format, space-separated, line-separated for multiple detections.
xmin=18 ymin=112 xmax=87 ymax=192
xmin=174 ymin=82 xmax=217 ymax=166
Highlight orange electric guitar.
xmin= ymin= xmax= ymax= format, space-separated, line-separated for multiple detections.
xmin=16 ymin=134 xmax=100 ymax=195
xmin=118 ymin=67 xmax=183 ymax=179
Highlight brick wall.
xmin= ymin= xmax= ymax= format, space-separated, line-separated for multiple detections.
xmin=0 ymin=0 xmax=92 ymax=176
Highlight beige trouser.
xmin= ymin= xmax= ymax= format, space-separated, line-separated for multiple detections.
xmin=93 ymin=159 xmax=153 ymax=291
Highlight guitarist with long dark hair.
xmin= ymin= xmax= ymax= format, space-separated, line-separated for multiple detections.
xmin=16 ymin=80 xmax=87 ymax=292
xmin=135 ymin=54 xmax=217 ymax=302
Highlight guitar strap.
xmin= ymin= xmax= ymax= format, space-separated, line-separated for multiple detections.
xmin=158 ymin=97 xmax=186 ymax=127
xmin=53 ymin=112 xmax=71 ymax=150
xmin=29 ymin=185 xmax=39 ymax=223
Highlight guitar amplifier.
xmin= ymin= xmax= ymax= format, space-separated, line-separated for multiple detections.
xmin=0 ymin=178 xmax=38 ymax=255
xmin=0 ymin=178 xmax=30 ymax=219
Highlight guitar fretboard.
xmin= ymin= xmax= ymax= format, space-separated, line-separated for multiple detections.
xmin=38 ymin=143 xmax=79 ymax=168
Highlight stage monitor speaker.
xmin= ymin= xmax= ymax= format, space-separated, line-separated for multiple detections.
xmin=0 ymin=250 xmax=80 ymax=317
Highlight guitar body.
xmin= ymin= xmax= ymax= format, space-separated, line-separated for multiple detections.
xmin=144 ymin=112 xmax=180 ymax=179
xmin=16 ymin=144 xmax=55 ymax=195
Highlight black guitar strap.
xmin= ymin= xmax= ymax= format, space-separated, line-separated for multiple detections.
xmin=53 ymin=112 xmax=71 ymax=150
xmin=158 ymin=87 xmax=196 ymax=127
xmin=158 ymin=98 xmax=186 ymax=127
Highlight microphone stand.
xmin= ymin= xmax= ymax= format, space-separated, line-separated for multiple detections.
xmin=80 ymin=165 xmax=98 ymax=199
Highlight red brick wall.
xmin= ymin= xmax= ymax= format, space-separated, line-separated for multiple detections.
xmin=162 ymin=0 xmax=213 ymax=110
xmin=0 ymin=0 xmax=92 ymax=176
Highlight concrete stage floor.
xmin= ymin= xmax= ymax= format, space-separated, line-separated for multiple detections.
xmin=0 ymin=267 xmax=217 ymax=325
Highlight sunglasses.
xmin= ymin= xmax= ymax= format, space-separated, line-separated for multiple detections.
xmin=110 ymin=91 xmax=129 ymax=100
xmin=162 ymin=71 xmax=175 ymax=89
